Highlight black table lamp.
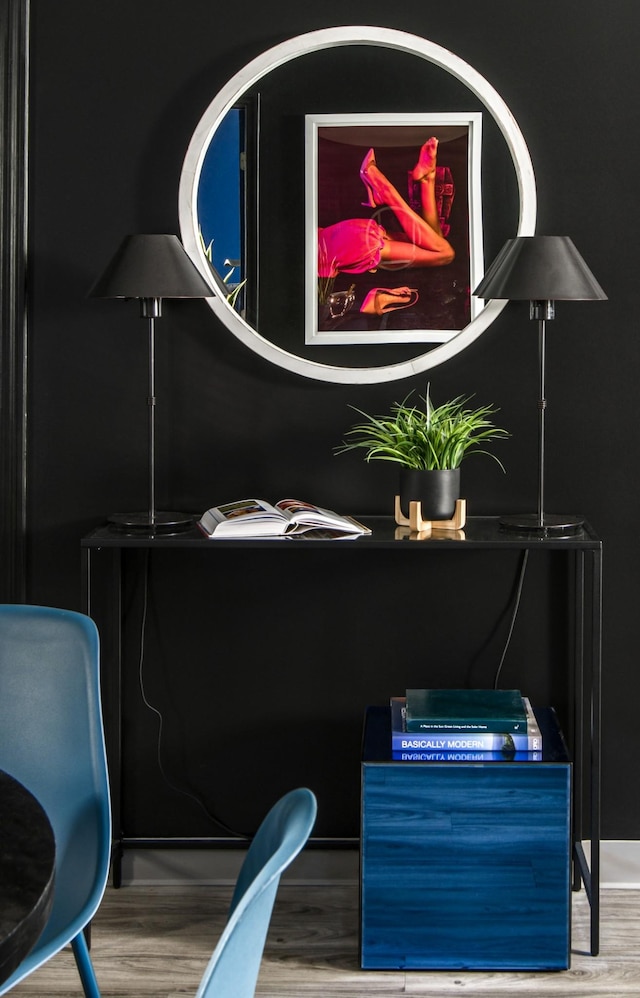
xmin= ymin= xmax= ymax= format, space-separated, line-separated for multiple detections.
xmin=88 ymin=233 xmax=214 ymax=533
xmin=473 ymin=235 xmax=607 ymax=535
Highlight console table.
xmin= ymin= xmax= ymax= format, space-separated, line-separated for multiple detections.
xmin=81 ymin=515 xmax=602 ymax=954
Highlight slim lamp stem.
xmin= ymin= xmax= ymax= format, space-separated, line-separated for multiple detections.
xmin=530 ymin=299 xmax=554 ymax=529
xmin=148 ymin=313 xmax=156 ymax=527
xmin=141 ymin=297 xmax=161 ymax=530
xmin=537 ymin=316 xmax=546 ymax=528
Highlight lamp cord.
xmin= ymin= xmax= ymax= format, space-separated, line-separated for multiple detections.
xmin=136 ymin=547 xmax=527 ymax=818
xmin=137 ymin=550 xmax=250 ymax=839
xmin=493 ymin=549 xmax=529 ymax=689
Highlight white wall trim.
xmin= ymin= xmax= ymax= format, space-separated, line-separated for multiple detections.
xmin=121 ymin=847 xmax=359 ymax=887
xmin=587 ymin=841 xmax=640 ymax=889
xmin=120 ymin=841 xmax=640 ymax=888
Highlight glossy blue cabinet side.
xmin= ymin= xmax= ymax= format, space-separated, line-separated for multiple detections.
xmin=361 ymin=761 xmax=571 ymax=971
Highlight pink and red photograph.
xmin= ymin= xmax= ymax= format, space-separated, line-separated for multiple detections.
xmin=305 ymin=113 xmax=484 ymax=346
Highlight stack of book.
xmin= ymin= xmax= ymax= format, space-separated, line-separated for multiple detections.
xmin=391 ymin=688 xmax=543 ymax=762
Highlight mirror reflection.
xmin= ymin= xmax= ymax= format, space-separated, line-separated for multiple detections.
xmin=179 ymin=27 xmax=536 ymax=383
xmin=197 ymin=108 xmax=244 ymax=310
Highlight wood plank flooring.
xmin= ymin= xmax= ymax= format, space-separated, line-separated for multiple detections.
xmin=9 ymin=884 xmax=640 ymax=997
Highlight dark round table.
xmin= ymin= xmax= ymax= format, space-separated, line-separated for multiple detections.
xmin=0 ymin=770 xmax=56 ymax=986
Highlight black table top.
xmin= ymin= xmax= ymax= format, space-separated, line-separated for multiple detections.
xmin=0 ymin=770 xmax=55 ymax=986
xmin=82 ymin=514 xmax=602 ymax=551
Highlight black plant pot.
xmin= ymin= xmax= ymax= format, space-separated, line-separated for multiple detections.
xmin=399 ymin=468 xmax=461 ymax=521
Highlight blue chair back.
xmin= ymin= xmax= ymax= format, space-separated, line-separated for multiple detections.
xmin=195 ymin=787 xmax=317 ymax=998
xmin=0 ymin=604 xmax=111 ymax=993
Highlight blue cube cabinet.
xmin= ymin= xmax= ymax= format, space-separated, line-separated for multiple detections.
xmin=361 ymin=706 xmax=571 ymax=971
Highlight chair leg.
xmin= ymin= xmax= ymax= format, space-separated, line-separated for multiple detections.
xmin=71 ymin=931 xmax=101 ymax=998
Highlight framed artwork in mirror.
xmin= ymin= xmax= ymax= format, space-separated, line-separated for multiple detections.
xmin=178 ymin=25 xmax=537 ymax=383
xmin=306 ymin=113 xmax=483 ymax=346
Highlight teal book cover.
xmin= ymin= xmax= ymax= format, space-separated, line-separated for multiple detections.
xmin=405 ymin=688 xmax=527 ymax=733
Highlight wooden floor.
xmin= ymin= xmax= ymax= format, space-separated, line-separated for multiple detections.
xmin=10 ymin=883 xmax=640 ymax=997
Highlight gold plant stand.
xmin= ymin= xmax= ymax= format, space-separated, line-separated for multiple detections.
xmin=394 ymin=496 xmax=467 ymax=534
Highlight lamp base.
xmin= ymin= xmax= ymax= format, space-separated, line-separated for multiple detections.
xmin=499 ymin=513 xmax=585 ymax=536
xmin=107 ymin=510 xmax=194 ymax=534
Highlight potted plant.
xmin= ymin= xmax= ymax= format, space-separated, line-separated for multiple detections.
xmin=335 ymin=386 xmax=509 ymax=521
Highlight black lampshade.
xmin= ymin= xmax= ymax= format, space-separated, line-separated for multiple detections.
xmin=473 ymin=236 xmax=607 ymax=302
xmin=88 ymin=233 xmax=214 ymax=299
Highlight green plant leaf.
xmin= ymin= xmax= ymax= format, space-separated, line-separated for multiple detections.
xmin=335 ymin=386 xmax=509 ymax=471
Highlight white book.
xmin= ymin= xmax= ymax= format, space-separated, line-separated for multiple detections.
xmin=197 ymin=498 xmax=371 ymax=539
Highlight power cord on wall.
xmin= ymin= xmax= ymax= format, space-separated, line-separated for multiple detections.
xmin=492 ymin=549 xmax=529 ymax=690
xmin=136 ymin=550 xmax=250 ymax=839
xmin=466 ymin=549 xmax=530 ymax=689
xmin=135 ymin=547 xmax=528 ymax=828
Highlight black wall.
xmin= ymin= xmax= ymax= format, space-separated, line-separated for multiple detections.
xmin=20 ymin=1 xmax=640 ymax=839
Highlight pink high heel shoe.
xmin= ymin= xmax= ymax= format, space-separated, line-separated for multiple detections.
xmin=360 ymin=148 xmax=382 ymax=208
xmin=360 ymin=286 xmax=419 ymax=316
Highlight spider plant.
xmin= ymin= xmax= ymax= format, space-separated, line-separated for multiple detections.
xmin=199 ymin=228 xmax=246 ymax=311
xmin=335 ymin=386 xmax=509 ymax=471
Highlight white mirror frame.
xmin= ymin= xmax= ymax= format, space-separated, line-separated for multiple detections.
xmin=178 ymin=25 xmax=537 ymax=385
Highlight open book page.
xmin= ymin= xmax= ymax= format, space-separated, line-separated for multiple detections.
xmin=198 ymin=499 xmax=290 ymax=538
xmin=197 ymin=498 xmax=371 ymax=539
xmin=274 ymin=499 xmax=371 ymax=535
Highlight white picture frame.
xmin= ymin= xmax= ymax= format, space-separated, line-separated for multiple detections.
xmin=305 ymin=112 xmax=484 ymax=346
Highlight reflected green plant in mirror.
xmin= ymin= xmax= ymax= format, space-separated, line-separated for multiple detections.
xmin=199 ymin=229 xmax=246 ymax=311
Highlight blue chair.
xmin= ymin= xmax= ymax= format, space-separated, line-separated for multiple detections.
xmin=0 ymin=605 xmax=111 ymax=997
xmin=195 ymin=786 xmax=317 ymax=998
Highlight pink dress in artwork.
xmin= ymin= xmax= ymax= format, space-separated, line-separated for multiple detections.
xmin=318 ymin=219 xmax=387 ymax=278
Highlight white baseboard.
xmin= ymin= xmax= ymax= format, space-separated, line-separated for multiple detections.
xmin=121 ymin=847 xmax=359 ymax=886
xmin=120 ymin=841 xmax=640 ymax=888
xmin=587 ymin=840 xmax=640 ymax=888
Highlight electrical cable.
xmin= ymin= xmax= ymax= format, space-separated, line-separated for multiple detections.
xmin=493 ymin=549 xmax=529 ymax=689
xmin=137 ymin=550 xmax=250 ymax=839
xmin=135 ymin=544 xmax=528 ymax=832
xmin=466 ymin=549 xmax=529 ymax=685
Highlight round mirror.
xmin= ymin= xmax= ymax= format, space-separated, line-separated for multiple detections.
xmin=178 ymin=26 xmax=536 ymax=384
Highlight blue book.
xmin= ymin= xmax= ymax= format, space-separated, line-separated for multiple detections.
xmin=405 ymin=687 xmax=528 ymax=733
xmin=392 ymin=749 xmax=542 ymax=762
xmin=391 ymin=697 xmax=542 ymax=753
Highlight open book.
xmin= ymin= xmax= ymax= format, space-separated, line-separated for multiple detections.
xmin=197 ymin=498 xmax=372 ymax=539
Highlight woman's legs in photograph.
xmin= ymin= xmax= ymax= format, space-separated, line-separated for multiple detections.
xmin=360 ymin=140 xmax=454 ymax=269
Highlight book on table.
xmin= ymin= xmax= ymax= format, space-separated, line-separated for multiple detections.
xmin=390 ymin=695 xmax=543 ymax=755
xmin=197 ymin=498 xmax=371 ymax=539
xmin=405 ymin=687 xmax=528 ymax=733
xmin=392 ymin=747 xmax=542 ymax=761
